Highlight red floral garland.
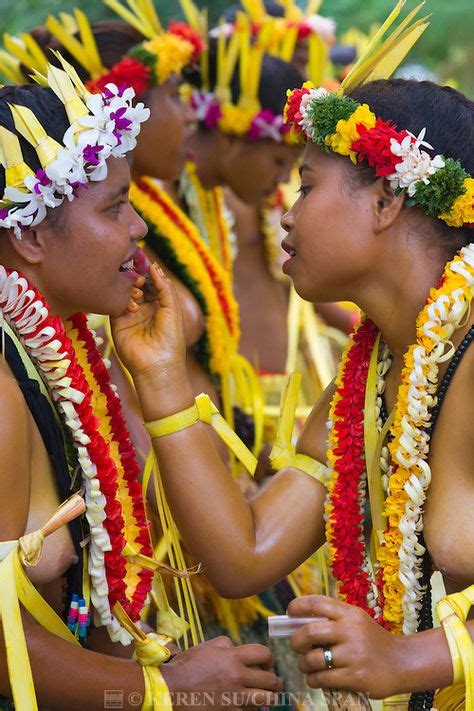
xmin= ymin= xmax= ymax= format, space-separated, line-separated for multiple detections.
xmin=70 ymin=313 xmax=153 ymax=620
xmin=326 ymin=318 xmax=386 ymax=618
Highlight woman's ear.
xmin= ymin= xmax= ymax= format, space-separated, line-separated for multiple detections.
xmin=5 ymin=223 xmax=50 ymax=265
xmin=372 ymin=177 xmax=405 ymax=233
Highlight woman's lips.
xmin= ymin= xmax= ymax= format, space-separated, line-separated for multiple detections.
xmin=133 ymin=247 xmax=151 ymax=276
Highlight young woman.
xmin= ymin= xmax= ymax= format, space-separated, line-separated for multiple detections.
xmin=112 ymin=77 xmax=474 ymax=709
xmin=0 ymin=75 xmax=282 ymax=709
xmin=35 ymin=9 xmax=307 ymax=672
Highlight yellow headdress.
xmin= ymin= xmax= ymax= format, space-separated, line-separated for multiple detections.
xmin=0 ymin=60 xmax=149 ymax=237
xmin=226 ymin=0 xmax=335 ymax=86
xmin=0 ymin=31 xmax=50 ymax=84
xmin=101 ymin=0 xmax=203 ymax=86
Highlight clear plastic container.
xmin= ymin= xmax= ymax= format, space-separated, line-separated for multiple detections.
xmin=268 ymin=614 xmax=326 ymax=638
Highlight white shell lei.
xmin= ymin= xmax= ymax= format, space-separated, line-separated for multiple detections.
xmin=0 ymin=267 xmax=132 ymax=644
xmin=395 ymin=243 xmax=474 ymax=634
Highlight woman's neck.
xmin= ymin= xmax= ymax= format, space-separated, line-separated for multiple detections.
xmin=187 ymin=131 xmax=222 ymax=190
xmin=354 ymin=239 xmax=449 ymax=360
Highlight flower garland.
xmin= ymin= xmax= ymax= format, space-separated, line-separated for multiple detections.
xmin=0 ymin=267 xmax=153 ymax=644
xmin=284 ymin=83 xmax=474 ymax=228
xmin=181 ymin=162 xmax=235 ymax=273
xmin=325 ymin=243 xmax=474 ymax=634
xmin=0 ymin=76 xmax=149 ymax=238
xmin=191 ymin=91 xmax=296 ymax=144
xmin=90 ymin=24 xmax=204 ymax=95
xmin=129 ymin=177 xmax=240 ymax=380
xmin=379 ymin=243 xmax=474 ymax=634
xmin=325 ymin=318 xmax=383 ymax=618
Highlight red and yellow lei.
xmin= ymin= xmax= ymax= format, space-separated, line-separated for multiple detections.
xmin=0 ymin=268 xmax=153 ymax=642
xmin=182 ymin=162 xmax=234 ymax=274
xmin=325 ymin=244 xmax=474 ymax=634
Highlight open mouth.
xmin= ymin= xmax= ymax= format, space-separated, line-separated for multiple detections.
xmin=281 ymin=240 xmax=296 ymax=257
xmin=119 ymin=258 xmax=135 ymax=273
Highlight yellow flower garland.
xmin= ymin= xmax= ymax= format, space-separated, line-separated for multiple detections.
xmin=440 ymin=177 xmax=474 ymax=228
xmin=380 ymin=249 xmax=474 ymax=633
xmin=130 ymin=178 xmax=240 ymax=380
xmin=183 ymin=162 xmax=234 ymax=273
xmin=142 ymin=34 xmax=194 ymax=85
xmin=325 ymin=105 xmax=377 ymax=163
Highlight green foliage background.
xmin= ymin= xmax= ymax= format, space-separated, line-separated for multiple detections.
xmin=1 ymin=0 xmax=472 ymax=95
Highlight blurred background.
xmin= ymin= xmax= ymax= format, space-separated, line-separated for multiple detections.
xmin=0 ymin=0 xmax=472 ymax=95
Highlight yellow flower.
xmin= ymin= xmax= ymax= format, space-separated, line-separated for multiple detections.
xmin=218 ymin=104 xmax=255 ymax=137
xmin=325 ymin=104 xmax=376 ymax=163
xmin=440 ymin=177 xmax=474 ymax=227
xmin=143 ymin=34 xmax=194 ymax=84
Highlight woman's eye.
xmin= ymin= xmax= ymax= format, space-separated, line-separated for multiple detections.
xmin=298 ymin=185 xmax=311 ymax=197
xmin=110 ymin=201 xmax=125 ymax=214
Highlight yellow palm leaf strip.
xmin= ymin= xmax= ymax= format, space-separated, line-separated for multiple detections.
xmin=102 ymin=0 xmax=156 ymax=39
xmin=45 ymin=15 xmax=96 ymax=79
xmin=363 ymin=19 xmax=430 ymax=83
xmin=0 ymin=50 xmax=23 ymax=84
xmin=350 ymin=11 xmax=430 ymax=88
xmin=306 ymin=0 xmax=323 ymax=14
xmin=341 ymin=2 xmax=427 ymax=92
xmin=73 ymin=8 xmax=106 ymax=79
xmin=308 ymin=32 xmax=328 ymax=86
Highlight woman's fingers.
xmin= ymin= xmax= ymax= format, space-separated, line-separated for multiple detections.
xmin=239 ymin=688 xmax=280 ymax=707
xmin=243 ymin=668 xmax=282 ymax=693
xmin=235 ymin=643 xmax=274 ymax=670
xmin=291 ymin=620 xmax=340 ymax=654
xmin=288 ymin=594 xmax=346 ymax=620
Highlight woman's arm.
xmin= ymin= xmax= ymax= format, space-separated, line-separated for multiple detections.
xmin=112 ymin=266 xmax=329 ymax=597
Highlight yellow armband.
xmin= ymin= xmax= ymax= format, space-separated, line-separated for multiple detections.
xmin=141 ymin=665 xmax=172 ymax=711
xmin=269 ymin=373 xmax=328 ymax=487
xmin=436 ymin=584 xmax=474 ymax=705
xmin=144 ymin=393 xmax=258 ymax=475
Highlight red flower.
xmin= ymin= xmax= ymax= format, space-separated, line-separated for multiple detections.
xmin=169 ymin=21 xmax=205 ymax=63
xmin=284 ymin=85 xmax=311 ymax=132
xmin=351 ymin=118 xmax=408 ymax=176
xmin=89 ymin=58 xmax=152 ymax=97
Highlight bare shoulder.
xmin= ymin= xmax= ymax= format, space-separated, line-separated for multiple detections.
xmin=296 ymin=380 xmax=335 ymax=464
xmin=0 ymin=360 xmax=32 ymax=539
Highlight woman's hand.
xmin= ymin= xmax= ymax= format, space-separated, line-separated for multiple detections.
xmin=111 ymin=263 xmax=187 ymax=381
xmin=288 ymin=595 xmax=407 ymax=700
xmin=164 ymin=636 xmax=282 ymax=710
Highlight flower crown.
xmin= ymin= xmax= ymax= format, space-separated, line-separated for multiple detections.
xmin=211 ymin=0 xmax=336 ymax=86
xmin=43 ymin=5 xmax=203 ymax=96
xmin=0 ymin=60 xmax=149 ymax=238
xmin=189 ymin=10 xmax=298 ymax=145
xmin=284 ymin=82 xmax=474 ymax=228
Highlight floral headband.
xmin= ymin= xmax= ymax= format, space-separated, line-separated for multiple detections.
xmin=191 ymin=90 xmax=295 ymax=143
xmin=284 ymin=82 xmax=474 ymax=229
xmin=0 ymin=63 xmax=149 ymax=238
xmin=43 ymin=6 xmax=204 ymax=97
xmin=90 ymin=22 xmax=204 ymax=95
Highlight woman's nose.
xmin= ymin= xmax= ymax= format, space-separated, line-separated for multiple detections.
xmin=281 ymin=208 xmax=294 ymax=233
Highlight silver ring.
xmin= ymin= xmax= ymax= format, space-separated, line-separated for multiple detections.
xmin=323 ymin=646 xmax=334 ymax=670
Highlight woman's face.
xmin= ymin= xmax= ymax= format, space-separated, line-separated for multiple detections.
xmin=281 ymin=143 xmax=377 ymax=303
xmin=131 ymin=77 xmax=195 ymax=181
xmin=220 ymin=139 xmax=302 ymax=205
xmin=33 ymin=157 xmax=147 ymax=319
